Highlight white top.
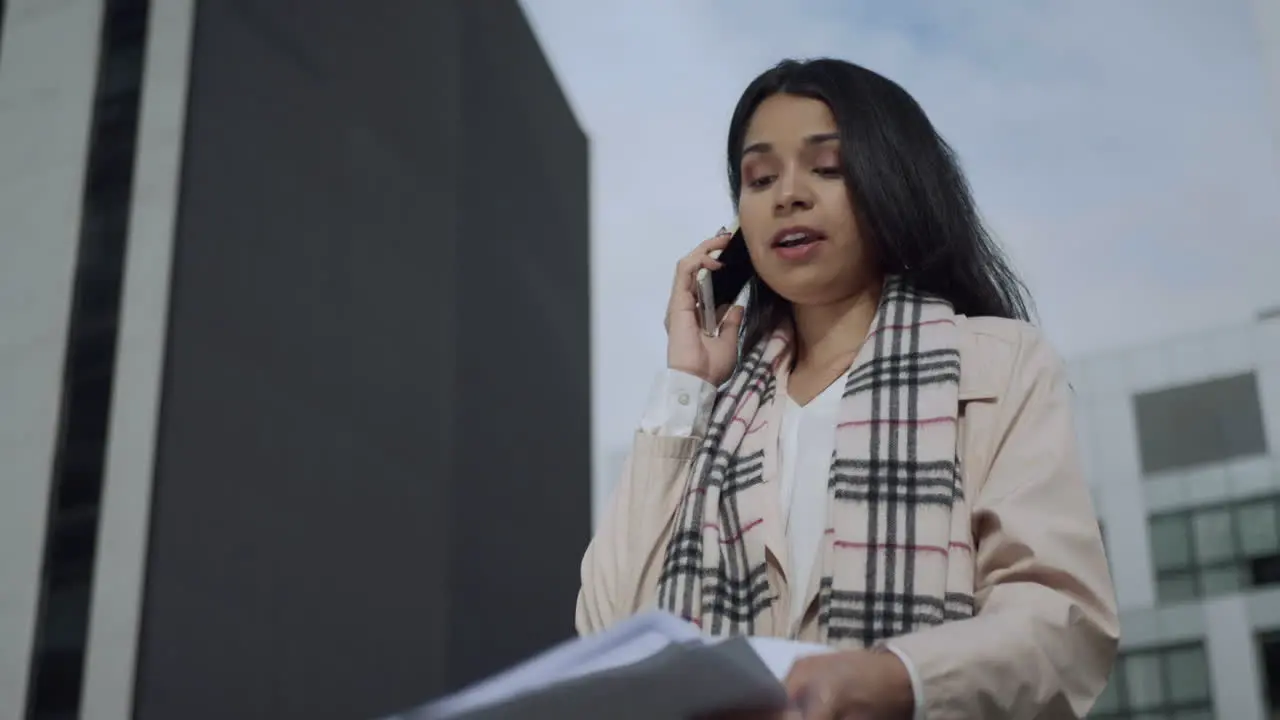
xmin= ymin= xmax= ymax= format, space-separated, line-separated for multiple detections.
xmin=778 ymin=381 xmax=844 ymax=623
xmin=639 ymin=369 xmax=927 ymax=720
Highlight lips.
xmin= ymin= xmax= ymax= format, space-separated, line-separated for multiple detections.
xmin=770 ymin=226 xmax=826 ymax=249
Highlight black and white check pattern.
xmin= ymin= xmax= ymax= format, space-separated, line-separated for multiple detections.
xmin=657 ymin=277 xmax=976 ymax=647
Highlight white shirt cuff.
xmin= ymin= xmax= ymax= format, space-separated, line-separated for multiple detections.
xmin=638 ymin=370 xmax=717 ymax=437
xmin=884 ymin=644 xmax=926 ymax=720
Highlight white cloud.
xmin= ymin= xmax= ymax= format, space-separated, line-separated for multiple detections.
xmin=518 ymin=0 xmax=1280 ymax=518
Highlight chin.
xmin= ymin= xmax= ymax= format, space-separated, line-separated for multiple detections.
xmin=761 ymin=270 xmax=843 ymax=305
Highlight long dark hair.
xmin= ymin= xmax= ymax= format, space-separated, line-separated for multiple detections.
xmin=728 ymin=58 xmax=1033 ymax=352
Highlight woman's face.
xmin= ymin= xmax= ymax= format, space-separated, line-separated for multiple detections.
xmin=737 ymin=94 xmax=874 ymax=306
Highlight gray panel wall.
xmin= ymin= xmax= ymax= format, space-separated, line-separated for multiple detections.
xmin=131 ymin=0 xmax=458 ymax=716
xmin=448 ymin=0 xmax=592 ymax=691
xmin=129 ymin=1 xmax=589 ymax=718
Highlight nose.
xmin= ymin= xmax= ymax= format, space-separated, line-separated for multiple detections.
xmin=772 ymin=167 xmax=815 ymax=214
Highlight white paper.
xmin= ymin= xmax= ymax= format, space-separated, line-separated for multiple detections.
xmin=407 ymin=612 xmax=833 ymax=719
xmin=744 ymin=636 xmax=833 ymax=679
xmin=417 ymin=611 xmax=702 ymax=718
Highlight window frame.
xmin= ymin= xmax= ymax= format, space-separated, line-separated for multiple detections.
xmin=1090 ymin=642 xmax=1215 ymax=719
xmin=1149 ymin=494 xmax=1280 ymax=603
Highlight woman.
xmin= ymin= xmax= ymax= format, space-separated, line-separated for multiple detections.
xmin=577 ymin=58 xmax=1118 ymax=719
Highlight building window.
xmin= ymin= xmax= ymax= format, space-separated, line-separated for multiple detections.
xmin=1091 ymin=643 xmax=1214 ymax=719
xmin=1149 ymin=495 xmax=1280 ymax=603
xmin=1133 ymin=372 xmax=1269 ymax=475
xmin=1263 ymin=632 xmax=1280 ymax=720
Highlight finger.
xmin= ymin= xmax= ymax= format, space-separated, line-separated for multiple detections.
xmin=673 ymin=251 xmax=724 ymax=289
xmin=665 ymin=229 xmax=735 ymax=331
xmin=783 ymin=661 xmax=828 ymax=718
xmin=672 ymin=227 xmax=733 ymax=293
xmin=668 ymin=254 xmax=725 ymax=316
xmin=676 ymin=231 xmax=734 ymax=294
xmin=783 ymin=661 xmax=811 ymax=703
xmin=795 ymin=689 xmax=837 ymax=720
xmin=696 ymin=226 xmax=735 ymax=254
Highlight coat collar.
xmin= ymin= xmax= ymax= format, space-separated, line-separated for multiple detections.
xmin=956 ymin=314 xmax=1003 ymax=402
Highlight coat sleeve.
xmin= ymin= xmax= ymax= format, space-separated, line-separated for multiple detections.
xmin=575 ymin=432 xmax=699 ymax=634
xmin=886 ymin=328 xmax=1120 ymax=719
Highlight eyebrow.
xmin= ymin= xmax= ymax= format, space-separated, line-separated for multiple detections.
xmin=741 ymin=132 xmax=840 ymax=158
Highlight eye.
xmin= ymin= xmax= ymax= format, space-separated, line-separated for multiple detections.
xmin=815 ymin=166 xmax=842 ymax=178
xmin=747 ymin=175 xmax=775 ymax=189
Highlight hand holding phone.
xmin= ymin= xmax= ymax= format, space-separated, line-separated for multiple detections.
xmin=694 ymin=227 xmax=752 ymax=337
xmin=665 ymin=228 xmax=751 ymax=387
xmin=695 ymin=252 xmax=723 ymax=337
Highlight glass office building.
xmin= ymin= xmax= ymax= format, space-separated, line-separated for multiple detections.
xmin=1073 ymin=311 xmax=1280 ymax=719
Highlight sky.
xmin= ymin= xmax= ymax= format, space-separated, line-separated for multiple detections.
xmin=516 ymin=0 xmax=1280 ymax=519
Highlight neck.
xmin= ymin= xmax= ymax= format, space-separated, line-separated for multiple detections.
xmin=791 ymin=281 xmax=882 ymax=370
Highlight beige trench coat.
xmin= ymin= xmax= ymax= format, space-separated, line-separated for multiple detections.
xmin=576 ymin=316 xmax=1120 ymax=719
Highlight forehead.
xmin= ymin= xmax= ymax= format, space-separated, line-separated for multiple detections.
xmin=742 ymin=94 xmax=838 ymax=147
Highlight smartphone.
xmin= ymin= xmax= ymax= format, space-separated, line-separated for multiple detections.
xmin=696 ymin=227 xmax=753 ymax=336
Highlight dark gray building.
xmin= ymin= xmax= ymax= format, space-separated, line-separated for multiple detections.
xmin=0 ymin=1 xmax=591 ymax=718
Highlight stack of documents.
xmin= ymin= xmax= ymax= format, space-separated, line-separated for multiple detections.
xmin=386 ymin=612 xmax=831 ymax=720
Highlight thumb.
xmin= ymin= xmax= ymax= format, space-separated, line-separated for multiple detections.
xmin=719 ymin=304 xmax=745 ymax=334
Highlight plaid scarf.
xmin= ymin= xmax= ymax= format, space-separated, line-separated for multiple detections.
xmin=656 ymin=277 xmax=975 ymax=648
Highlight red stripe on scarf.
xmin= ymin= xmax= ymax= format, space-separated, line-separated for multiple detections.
xmin=824 ymin=529 xmax=972 ymax=554
xmin=830 ymin=539 xmax=973 ymax=555
xmin=837 ymin=415 xmax=956 ymax=429
xmin=729 ymin=416 xmax=769 ymax=435
xmin=701 ymin=517 xmax=764 ymax=544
